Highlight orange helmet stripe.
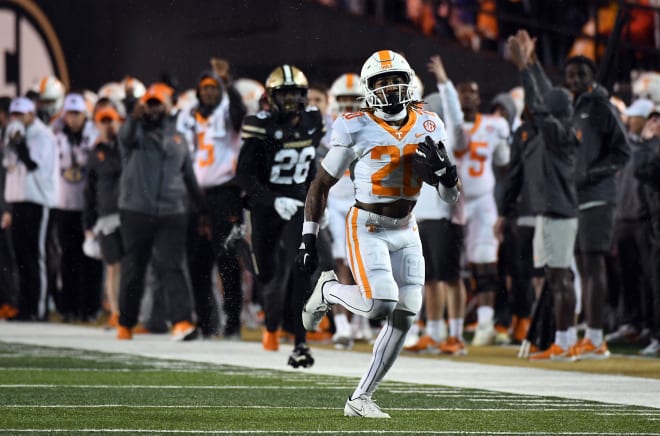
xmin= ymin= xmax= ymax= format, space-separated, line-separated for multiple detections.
xmin=346 ymin=74 xmax=354 ymax=89
xmin=377 ymin=50 xmax=393 ymax=69
xmin=39 ymin=77 xmax=48 ymax=93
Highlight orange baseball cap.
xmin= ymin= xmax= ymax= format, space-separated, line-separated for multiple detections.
xmin=94 ymin=106 xmax=120 ymax=123
xmin=141 ymin=83 xmax=174 ymax=104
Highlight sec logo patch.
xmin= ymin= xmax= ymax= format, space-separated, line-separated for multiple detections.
xmin=423 ymin=120 xmax=436 ymax=132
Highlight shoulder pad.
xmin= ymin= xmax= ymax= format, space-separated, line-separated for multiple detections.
xmin=242 ymin=114 xmax=269 ymax=139
xmin=335 ymin=111 xmax=367 ymax=134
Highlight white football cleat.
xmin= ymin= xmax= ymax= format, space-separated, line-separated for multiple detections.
xmin=302 ymin=270 xmax=337 ymax=331
xmin=344 ymin=394 xmax=391 ymax=418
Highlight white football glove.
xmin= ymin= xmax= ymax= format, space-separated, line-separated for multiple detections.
xmin=274 ymin=197 xmax=304 ymax=221
xmin=82 ymin=235 xmax=102 ymax=259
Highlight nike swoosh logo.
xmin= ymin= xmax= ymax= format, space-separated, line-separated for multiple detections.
xmin=415 ymin=133 xmax=426 ymax=138
xmin=580 ymin=113 xmax=589 ymax=119
xmin=308 ymin=128 xmax=317 ymax=134
xmin=438 ymin=154 xmax=445 ymax=161
xmin=303 ymin=253 xmax=309 ymax=264
xmin=348 ymin=402 xmax=365 ymax=415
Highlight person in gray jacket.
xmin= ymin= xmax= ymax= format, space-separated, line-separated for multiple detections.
xmin=499 ymin=31 xmax=580 ymax=360
xmin=116 ymin=83 xmax=205 ymax=341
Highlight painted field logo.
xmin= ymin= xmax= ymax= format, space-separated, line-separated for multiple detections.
xmin=423 ymin=120 xmax=436 ymax=132
xmin=0 ymin=0 xmax=68 ymax=96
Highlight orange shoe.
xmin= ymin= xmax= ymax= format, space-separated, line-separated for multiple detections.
xmin=403 ymin=335 xmax=438 ymax=353
xmin=438 ymin=336 xmax=467 ymax=355
xmin=529 ymin=343 xmax=574 ymax=361
xmin=116 ymin=325 xmax=133 ymax=340
xmin=306 ymin=330 xmax=333 ymax=343
xmin=172 ymin=320 xmax=197 ymax=341
xmin=513 ymin=318 xmax=531 ymax=343
xmin=263 ymin=329 xmax=280 ymax=351
xmin=0 ymin=304 xmax=18 ymax=320
xmin=569 ymin=338 xmax=611 ymax=360
xmin=107 ymin=312 xmax=119 ymax=328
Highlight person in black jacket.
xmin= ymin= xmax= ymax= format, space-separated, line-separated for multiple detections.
xmin=0 ymin=96 xmax=19 ymax=320
xmin=633 ymin=109 xmax=660 ymax=356
xmin=83 ymin=103 xmax=123 ymax=329
xmin=234 ymin=64 xmax=325 ymax=368
xmin=116 ymin=83 xmax=206 ymax=342
xmin=499 ymin=31 xmax=580 ymax=360
xmin=564 ymin=55 xmax=630 ymax=360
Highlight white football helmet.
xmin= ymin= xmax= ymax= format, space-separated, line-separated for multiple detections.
xmin=360 ymin=50 xmax=416 ymax=110
xmin=329 ymin=73 xmax=363 ymax=114
xmin=32 ymin=75 xmax=65 ymax=119
xmin=632 ymin=71 xmax=660 ymax=105
xmin=235 ymin=78 xmax=265 ymax=115
xmin=97 ymin=82 xmax=127 ymax=118
xmin=121 ymin=76 xmax=146 ymax=100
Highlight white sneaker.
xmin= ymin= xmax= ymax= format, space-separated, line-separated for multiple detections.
xmin=344 ymin=394 xmax=391 ymax=418
xmin=302 ymin=270 xmax=337 ymax=331
xmin=472 ymin=321 xmax=496 ymax=346
xmin=640 ymin=339 xmax=660 ymax=356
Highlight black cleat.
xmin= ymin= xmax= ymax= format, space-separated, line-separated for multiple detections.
xmin=287 ymin=343 xmax=314 ymax=368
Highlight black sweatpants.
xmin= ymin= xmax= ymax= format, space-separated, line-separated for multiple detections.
xmin=0 ymin=222 xmax=18 ymax=307
xmin=52 ymin=209 xmax=103 ymax=320
xmin=10 ymin=202 xmax=49 ymax=320
xmin=187 ymin=186 xmax=243 ymax=337
xmin=250 ymin=205 xmax=307 ymax=345
xmin=119 ymin=210 xmax=193 ymax=328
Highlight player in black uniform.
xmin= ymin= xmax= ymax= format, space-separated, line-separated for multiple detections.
xmin=234 ymin=64 xmax=325 ymax=367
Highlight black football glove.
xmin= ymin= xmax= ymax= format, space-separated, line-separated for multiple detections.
xmin=295 ymin=234 xmax=318 ymax=274
xmin=413 ymin=136 xmax=457 ymax=188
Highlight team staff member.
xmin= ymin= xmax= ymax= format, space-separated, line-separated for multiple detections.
xmin=53 ymin=93 xmax=103 ymax=322
xmin=116 ymin=84 xmax=205 ymax=341
xmin=234 ymin=64 xmax=324 ymax=368
xmin=565 ymin=55 xmax=630 ymax=359
xmin=298 ymin=50 xmax=459 ymax=418
xmin=177 ymin=60 xmax=246 ymax=339
xmin=3 ymin=97 xmax=58 ymax=320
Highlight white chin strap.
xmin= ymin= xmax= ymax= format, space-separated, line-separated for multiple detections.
xmin=374 ymin=107 xmax=407 ymax=121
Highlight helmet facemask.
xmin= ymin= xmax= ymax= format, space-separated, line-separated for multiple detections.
xmin=366 ymin=72 xmax=413 ymax=114
xmin=265 ymin=65 xmax=309 ymax=121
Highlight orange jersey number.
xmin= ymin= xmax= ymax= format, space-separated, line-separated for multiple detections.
xmin=466 ymin=141 xmax=487 ymax=177
xmin=371 ymin=144 xmax=420 ymax=197
xmin=197 ymin=132 xmax=215 ymax=167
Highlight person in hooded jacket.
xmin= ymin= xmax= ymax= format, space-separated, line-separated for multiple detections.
xmin=176 ymin=59 xmax=247 ymax=339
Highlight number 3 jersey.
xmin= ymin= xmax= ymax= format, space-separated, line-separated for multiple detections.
xmin=236 ymin=108 xmax=325 ymax=207
xmin=455 ymin=113 xmax=510 ymax=200
xmin=323 ymin=108 xmax=448 ymax=204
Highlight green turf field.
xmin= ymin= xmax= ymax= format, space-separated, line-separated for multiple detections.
xmin=0 ymin=342 xmax=658 ymax=435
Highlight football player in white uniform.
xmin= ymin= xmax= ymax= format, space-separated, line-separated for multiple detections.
xmin=297 ymin=50 xmax=459 ymax=418
xmin=455 ymin=80 xmax=510 ymax=346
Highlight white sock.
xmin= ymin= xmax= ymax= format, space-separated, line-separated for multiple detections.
xmin=352 ymin=310 xmax=412 ymax=399
xmin=586 ymin=328 xmax=603 ymax=347
xmin=334 ymin=313 xmax=351 ymax=336
xmin=427 ymin=320 xmax=445 ymax=342
xmin=324 ymin=283 xmax=374 ymax=315
xmin=477 ymin=306 xmax=494 ymax=325
xmin=567 ymin=326 xmax=578 ymax=347
xmin=555 ymin=330 xmax=569 ymax=350
xmin=449 ymin=318 xmax=464 ymax=340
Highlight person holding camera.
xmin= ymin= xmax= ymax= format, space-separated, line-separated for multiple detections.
xmin=2 ymin=97 xmax=58 ymax=321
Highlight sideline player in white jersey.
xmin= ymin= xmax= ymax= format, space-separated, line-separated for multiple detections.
xmin=454 ymin=80 xmax=510 ymax=346
xmin=326 ymin=72 xmax=373 ymax=348
xmin=296 ymin=50 xmax=460 ymax=418
xmin=176 ymin=61 xmax=247 ymax=339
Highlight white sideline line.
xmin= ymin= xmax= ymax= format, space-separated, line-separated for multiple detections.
xmin=0 ymin=384 xmax=346 ymax=390
xmin=0 ymin=405 xmax=653 ymax=413
xmin=2 ymin=430 xmax=658 ymax=435
xmin=2 ymin=323 xmax=660 ymax=409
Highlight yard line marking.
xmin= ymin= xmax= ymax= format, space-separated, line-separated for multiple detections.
xmin=0 ymin=405 xmax=649 ymax=413
xmin=0 ymin=384 xmax=349 ymax=390
xmin=2 ymin=430 xmax=658 ymax=435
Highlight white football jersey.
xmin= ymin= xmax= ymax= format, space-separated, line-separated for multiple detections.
xmin=324 ymin=108 xmax=448 ymax=204
xmin=176 ymin=96 xmax=242 ymax=188
xmin=456 ymin=113 xmax=509 ymax=200
xmin=55 ymin=120 xmax=98 ymax=210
